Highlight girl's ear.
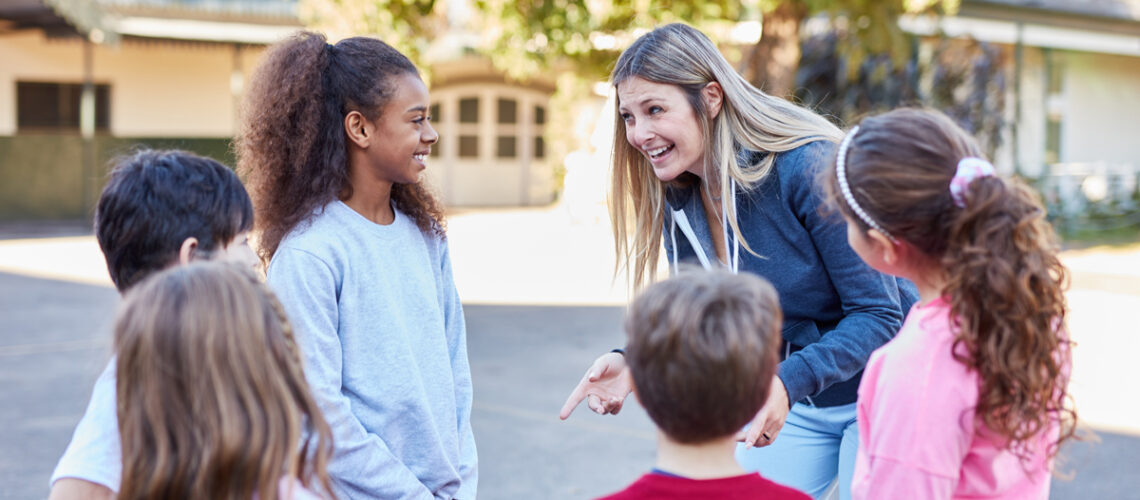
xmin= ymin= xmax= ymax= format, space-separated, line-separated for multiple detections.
xmin=178 ymin=237 xmax=199 ymax=265
xmin=344 ymin=110 xmax=371 ymax=148
xmin=865 ymin=229 xmax=900 ymax=266
xmin=702 ymin=81 xmax=723 ymax=120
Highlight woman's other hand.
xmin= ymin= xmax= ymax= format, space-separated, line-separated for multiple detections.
xmin=739 ymin=375 xmax=791 ymax=447
xmin=559 ymin=352 xmax=634 ymax=419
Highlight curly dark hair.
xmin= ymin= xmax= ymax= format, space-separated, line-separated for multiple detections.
xmin=235 ymin=31 xmax=445 ymax=264
xmin=821 ymin=108 xmax=1077 ymax=461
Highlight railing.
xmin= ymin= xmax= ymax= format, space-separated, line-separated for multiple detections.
xmin=1036 ymin=162 xmax=1140 ymax=238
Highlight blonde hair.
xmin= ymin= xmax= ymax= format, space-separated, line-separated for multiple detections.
xmin=609 ymin=23 xmax=843 ymax=289
xmin=114 ymin=261 xmax=335 ymax=500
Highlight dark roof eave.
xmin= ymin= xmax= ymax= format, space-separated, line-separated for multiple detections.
xmin=40 ymin=0 xmax=121 ymax=43
xmin=963 ymin=0 xmax=1140 ymax=29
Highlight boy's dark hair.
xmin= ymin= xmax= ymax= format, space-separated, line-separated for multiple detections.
xmin=94 ymin=149 xmax=253 ymax=292
xmin=625 ymin=268 xmax=782 ymax=444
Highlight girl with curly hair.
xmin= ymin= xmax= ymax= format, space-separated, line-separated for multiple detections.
xmin=236 ymin=31 xmax=476 ymax=500
xmin=822 ymin=108 xmax=1077 ymax=499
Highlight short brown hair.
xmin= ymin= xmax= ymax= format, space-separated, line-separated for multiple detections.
xmin=625 ymin=268 xmax=782 ymax=444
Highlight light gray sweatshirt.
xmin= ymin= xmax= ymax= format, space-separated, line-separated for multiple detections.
xmin=268 ymin=201 xmax=477 ymax=500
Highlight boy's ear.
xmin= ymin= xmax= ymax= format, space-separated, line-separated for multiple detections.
xmin=344 ymin=110 xmax=372 ymax=149
xmin=702 ymin=81 xmax=723 ymax=120
xmin=178 ymin=237 xmax=199 ymax=265
xmin=865 ymin=229 xmax=899 ymax=265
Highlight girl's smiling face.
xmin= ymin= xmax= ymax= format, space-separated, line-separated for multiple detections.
xmin=618 ymin=77 xmax=710 ymax=182
xmin=365 ymin=72 xmax=438 ymax=186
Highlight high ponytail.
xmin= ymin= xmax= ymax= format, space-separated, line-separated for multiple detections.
xmin=237 ymin=31 xmax=444 ymax=265
xmin=943 ymin=175 xmax=1076 ymax=459
xmin=821 ymin=108 xmax=1077 ymax=461
xmin=237 ymin=32 xmax=344 ymax=264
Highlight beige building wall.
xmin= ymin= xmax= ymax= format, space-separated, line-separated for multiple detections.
xmin=0 ymin=30 xmax=265 ymax=137
xmin=1060 ymin=51 xmax=1140 ymax=167
xmin=428 ymin=82 xmax=554 ymax=207
xmin=987 ymin=47 xmax=1140 ymax=179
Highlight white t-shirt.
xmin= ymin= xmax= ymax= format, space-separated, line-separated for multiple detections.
xmin=52 ymin=362 xmax=331 ymax=500
xmin=51 ymin=359 xmax=121 ymax=491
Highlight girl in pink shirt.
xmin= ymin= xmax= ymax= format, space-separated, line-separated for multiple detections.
xmin=819 ymin=108 xmax=1077 ymax=499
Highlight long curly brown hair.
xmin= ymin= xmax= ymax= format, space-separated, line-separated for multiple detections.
xmin=822 ymin=108 xmax=1077 ymax=461
xmin=236 ymin=31 xmax=445 ymax=264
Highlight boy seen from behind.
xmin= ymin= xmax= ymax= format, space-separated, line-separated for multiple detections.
xmin=49 ymin=150 xmax=258 ymax=500
xmin=598 ymin=269 xmax=810 ymax=500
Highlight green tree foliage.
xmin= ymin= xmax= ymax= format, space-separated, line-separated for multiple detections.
xmin=472 ymin=0 xmax=747 ymax=80
xmin=472 ymin=0 xmax=955 ymax=91
xmin=300 ymin=0 xmax=448 ymax=63
xmin=795 ymin=23 xmax=1007 ymax=159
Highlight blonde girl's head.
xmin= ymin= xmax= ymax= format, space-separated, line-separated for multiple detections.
xmin=609 ymin=23 xmax=843 ymax=289
xmin=114 ymin=261 xmax=335 ymax=500
xmin=821 ymin=107 xmax=1077 ymax=460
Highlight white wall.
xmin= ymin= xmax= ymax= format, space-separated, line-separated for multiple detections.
xmin=0 ymin=30 xmax=266 ymax=137
xmin=1060 ymin=51 xmax=1140 ymax=167
xmin=1014 ymin=46 xmax=1048 ymax=178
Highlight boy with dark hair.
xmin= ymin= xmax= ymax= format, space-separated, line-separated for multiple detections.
xmin=94 ymin=150 xmax=257 ymax=291
xmin=598 ymin=269 xmax=810 ymax=500
xmin=49 ymin=150 xmax=258 ymax=500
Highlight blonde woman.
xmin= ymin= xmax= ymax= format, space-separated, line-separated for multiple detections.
xmin=560 ymin=23 xmax=916 ymax=500
xmin=114 ymin=261 xmax=334 ymax=500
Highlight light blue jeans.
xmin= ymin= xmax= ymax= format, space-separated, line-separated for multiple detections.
xmin=735 ymin=402 xmax=858 ymax=500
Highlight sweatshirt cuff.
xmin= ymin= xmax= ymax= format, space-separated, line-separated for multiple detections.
xmin=778 ymin=355 xmax=816 ymax=405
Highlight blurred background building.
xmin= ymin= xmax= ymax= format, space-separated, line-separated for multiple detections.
xmin=0 ymin=0 xmax=299 ymax=219
xmin=1 ymin=0 xmax=1138 ymax=238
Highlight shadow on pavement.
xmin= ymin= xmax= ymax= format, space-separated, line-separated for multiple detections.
xmin=4 ymin=286 xmax=1137 ymax=500
xmin=464 ymin=303 xmax=658 ymax=500
xmin=1052 ymin=428 xmax=1140 ymax=500
xmin=0 ymin=221 xmax=93 ymax=241
xmin=0 ymin=272 xmax=118 ymax=500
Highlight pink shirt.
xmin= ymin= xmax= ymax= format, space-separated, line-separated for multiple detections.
xmin=852 ymin=297 xmax=1055 ymax=500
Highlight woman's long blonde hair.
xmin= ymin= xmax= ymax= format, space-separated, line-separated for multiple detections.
xmin=610 ymin=23 xmax=843 ymax=289
xmin=114 ymin=261 xmax=335 ymax=500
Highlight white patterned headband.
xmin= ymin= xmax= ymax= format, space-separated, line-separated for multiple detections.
xmin=835 ymin=126 xmax=897 ymax=243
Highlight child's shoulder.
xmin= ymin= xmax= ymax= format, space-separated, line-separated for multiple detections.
xmin=737 ymin=473 xmax=812 ymax=499
xmin=597 ymin=472 xmax=811 ymax=500
xmin=276 ymin=201 xmax=355 ymax=251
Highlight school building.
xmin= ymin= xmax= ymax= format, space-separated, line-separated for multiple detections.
xmin=905 ymin=0 xmax=1140 ymax=215
xmin=4 ymin=0 xmax=1138 ymax=221
xmin=0 ymin=0 xmax=558 ymax=221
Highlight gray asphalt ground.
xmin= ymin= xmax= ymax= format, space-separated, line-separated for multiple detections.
xmin=2 ymin=207 xmax=1138 ymax=499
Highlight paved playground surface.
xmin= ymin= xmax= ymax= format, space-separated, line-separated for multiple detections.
xmin=1 ymin=206 xmax=1138 ymax=499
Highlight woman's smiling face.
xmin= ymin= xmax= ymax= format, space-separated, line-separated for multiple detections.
xmin=617 ymin=77 xmax=709 ymax=182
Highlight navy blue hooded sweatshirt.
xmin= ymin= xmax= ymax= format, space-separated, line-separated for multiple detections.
xmin=662 ymin=140 xmax=918 ymax=407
